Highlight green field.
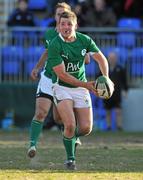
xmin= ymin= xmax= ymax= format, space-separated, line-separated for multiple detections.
xmin=0 ymin=130 xmax=143 ymax=180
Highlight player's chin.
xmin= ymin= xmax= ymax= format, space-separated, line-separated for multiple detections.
xmin=62 ymin=34 xmax=69 ymax=39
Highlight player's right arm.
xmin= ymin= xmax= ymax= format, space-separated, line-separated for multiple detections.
xmin=31 ymin=30 xmax=51 ymax=80
xmin=53 ymin=62 xmax=99 ymax=97
xmin=30 ymin=49 xmax=48 ymax=80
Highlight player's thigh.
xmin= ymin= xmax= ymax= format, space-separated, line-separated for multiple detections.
xmin=74 ymin=107 xmax=93 ymax=130
xmin=35 ymin=97 xmax=52 ymax=115
xmin=53 ymin=104 xmax=62 ymax=124
xmin=57 ymin=99 xmax=76 ymax=126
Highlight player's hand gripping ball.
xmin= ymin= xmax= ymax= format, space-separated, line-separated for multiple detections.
xmin=95 ymin=75 xmax=114 ymax=99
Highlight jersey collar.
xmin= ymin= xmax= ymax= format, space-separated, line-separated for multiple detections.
xmin=59 ymin=33 xmax=76 ymax=42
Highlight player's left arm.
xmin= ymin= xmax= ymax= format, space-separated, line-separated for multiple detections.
xmin=91 ymin=51 xmax=109 ymax=77
xmin=91 ymin=51 xmax=114 ymax=90
xmin=85 ymin=35 xmax=108 ymax=74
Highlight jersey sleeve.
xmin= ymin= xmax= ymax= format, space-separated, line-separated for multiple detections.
xmin=86 ymin=36 xmax=100 ymax=53
xmin=48 ymin=39 xmax=63 ymax=68
xmin=44 ymin=31 xmax=49 ymax=49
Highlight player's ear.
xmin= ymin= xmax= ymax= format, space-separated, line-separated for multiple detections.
xmin=75 ymin=23 xmax=78 ymax=30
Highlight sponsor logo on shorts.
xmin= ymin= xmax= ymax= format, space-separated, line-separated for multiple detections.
xmin=84 ymin=96 xmax=89 ymax=105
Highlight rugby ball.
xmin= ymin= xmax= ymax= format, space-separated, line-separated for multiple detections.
xmin=95 ymin=75 xmax=114 ymax=99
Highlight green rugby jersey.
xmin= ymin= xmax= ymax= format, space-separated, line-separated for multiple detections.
xmin=43 ymin=29 xmax=58 ymax=77
xmin=44 ymin=29 xmax=58 ymax=49
xmin=45 ymin=32 xmax=100 ymax=87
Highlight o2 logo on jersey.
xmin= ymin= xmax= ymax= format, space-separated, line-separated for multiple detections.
xmin=81 ymin=49 xmax=87 ymax=56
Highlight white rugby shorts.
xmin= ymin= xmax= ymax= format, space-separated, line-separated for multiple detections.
xmin=53 ymin=84 xmax=92 ymax=108
xmin=36 ymin=72 xmax=53 ymax=97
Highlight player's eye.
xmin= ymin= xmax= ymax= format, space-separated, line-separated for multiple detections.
xmin=57 ymin=13 xmax=62 ymax=16
xmin=61 ymin=22 xmax=65 ymax=26
xmin=68 ymin=23 xmax=72 ymax=26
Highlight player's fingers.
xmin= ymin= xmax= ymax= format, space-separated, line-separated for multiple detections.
xmin=90 ymin=86 xmax=99 ymax=96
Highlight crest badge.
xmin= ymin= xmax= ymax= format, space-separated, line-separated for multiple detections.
xmin=81 ymin=49 xmax=87 ymax=56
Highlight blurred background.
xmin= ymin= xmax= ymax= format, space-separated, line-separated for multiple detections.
xmin=0 ymin=0 xmax=143 ymax=132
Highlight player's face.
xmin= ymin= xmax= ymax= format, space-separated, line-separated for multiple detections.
xmin=59 ymin=17 xmax=77 ymax=40
xmin=55 ymin=7 xmax=67 ymax=23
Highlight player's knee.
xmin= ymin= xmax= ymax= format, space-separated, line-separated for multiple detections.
xmin=35 ymin=109 xmax=48 ymax=121
xmin=80 ymin=125 xmax=92 ymax=136
xmin=64 ymin=122 xmax=76 ymax=136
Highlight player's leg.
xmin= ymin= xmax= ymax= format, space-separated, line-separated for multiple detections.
xmin=53 ymin=85 xmax=77 ymax=169
xmin=28 ymin=97 xmax=52 ymax=158
xmin=53 ymin=104 xmax=62 ymax=125
xmin=74 ymin=107 xmax=93 ymax=137
xmin=73 ymin=107 xmax=93 ymax=155
xmin=68 ymin=88 xmax=93 ymax=158
xmin=73 ymin=87 xmax=93 ymax=137
xmin=53 ymin=104 xmax=81 ymax=147
xmin=28 ymin=74 xmax=53 ymax=158
xmin=53 ymin=103 xmax=82 ymax=159
xmin=56 ymin=99 xmax=77 ymax=170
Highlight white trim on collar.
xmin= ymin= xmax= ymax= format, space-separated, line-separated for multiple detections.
xmin=59 ymin=33 xmax=65 ymax=41
xmin=58 ymin=33 xmax=76 ymax=42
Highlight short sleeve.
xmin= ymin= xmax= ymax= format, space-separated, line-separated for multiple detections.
xmin=87 ymin=37 xmax=100 ymax=53
xmin=48 ymin=39 xmax=63 ymax=67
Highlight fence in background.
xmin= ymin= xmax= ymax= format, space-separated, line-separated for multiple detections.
xmin=0 ymin=27 xmax=143 ymax=87
xmin=0 ymin=0 xmax=17 ymax=28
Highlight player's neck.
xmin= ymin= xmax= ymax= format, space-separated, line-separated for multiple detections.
xmin=59 ymin=32 xmax=76 ymax=42
xmin=64 ymin=36 xmax=75 ymax=42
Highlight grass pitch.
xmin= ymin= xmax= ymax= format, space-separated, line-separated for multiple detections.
xmin=0 ymin=129 xmax=143 ymax=180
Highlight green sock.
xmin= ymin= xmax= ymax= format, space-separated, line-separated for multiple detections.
xmin=63 ymin=136 xmax=76 ymax=161
xmin=29 ymin=119 xmax=43 ymax=147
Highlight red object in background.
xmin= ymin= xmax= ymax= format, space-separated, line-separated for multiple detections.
xmin=124 ymin=0 xmax=134 ymax=11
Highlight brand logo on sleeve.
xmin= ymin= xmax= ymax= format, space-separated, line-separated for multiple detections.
xmin=46 ymin=40 xmax=50 ymax=45
xmin=61 ymin=54 xmax=68 ymax=59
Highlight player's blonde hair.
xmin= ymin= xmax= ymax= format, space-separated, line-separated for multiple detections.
xmin=55 ymin=2 xmax=71 ymax=11
xmin=59 ymin=11 xmax=77 ymax=24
